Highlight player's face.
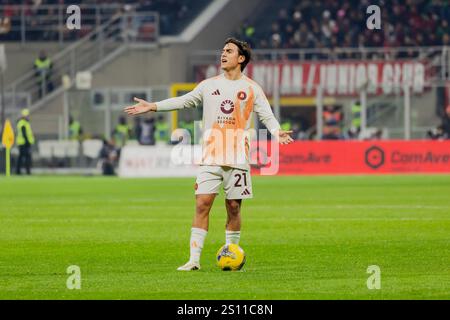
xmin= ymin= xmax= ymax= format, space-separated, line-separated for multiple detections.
xmin=220 ymin=43 xmax=244 ymax=71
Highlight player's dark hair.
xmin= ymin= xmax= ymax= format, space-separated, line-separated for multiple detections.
xmin=224 ymin=37 xmax=252 ymax=71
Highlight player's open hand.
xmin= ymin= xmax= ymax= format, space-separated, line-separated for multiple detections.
xmin=123 ymin=97 xmax=156 ymax=115
xmin=277 ymin=130 xmax=294 ymax=145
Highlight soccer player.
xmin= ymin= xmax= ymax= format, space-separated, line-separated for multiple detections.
xmin=124 ymin=38 xmax=293 ymax=271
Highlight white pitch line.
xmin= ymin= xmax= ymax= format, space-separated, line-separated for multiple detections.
xmin=251 ymin=205 xmax=449 ymax=210
xmin=1 ymin=217 xmax=450 ymax=223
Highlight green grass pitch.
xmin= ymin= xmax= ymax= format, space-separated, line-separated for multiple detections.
xmin=0 ymin=175 xmax=449 ymax=299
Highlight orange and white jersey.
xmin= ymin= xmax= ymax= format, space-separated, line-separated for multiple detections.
xmin=155 ymin=73 xmax=281 ymax=170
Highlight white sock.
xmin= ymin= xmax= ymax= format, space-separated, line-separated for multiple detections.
xmin=226 ymin=230 xmax=241 ymax=245
xmin=189 ymin=227 xmax=207 ymax=264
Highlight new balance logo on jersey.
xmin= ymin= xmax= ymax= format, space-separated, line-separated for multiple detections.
xmin=241 ymin=189 xmax=251 ymax=196
xmin=212 ymin=89 xmax=220 ymax=95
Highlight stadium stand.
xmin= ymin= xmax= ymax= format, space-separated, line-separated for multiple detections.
xmin=235 ymin=0 xmax=450 ymax=58
xmin=1 ymin=0 xmax=449 ymax=175
xmin=0 ymin=0 xmax=210 ymax=42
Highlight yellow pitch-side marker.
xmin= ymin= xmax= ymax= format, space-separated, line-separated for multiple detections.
xmin=1 ymin=119 xmax=15 ymax=177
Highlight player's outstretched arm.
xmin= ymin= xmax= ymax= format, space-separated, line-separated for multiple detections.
xmin=124 ymin=81 xmax=205 ymax=115
xmin=123 ymin=97 xmax=157 ymax=115
xmin=252 ymin=84 xmax=295 ymax=145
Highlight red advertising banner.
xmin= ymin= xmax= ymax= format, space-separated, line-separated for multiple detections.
xmin=196 ymin=61 xmax=428 ymax=97
xmin=250 ymin=140 xmax=450 ymax=175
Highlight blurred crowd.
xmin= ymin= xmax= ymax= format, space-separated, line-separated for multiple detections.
xmin=68 ymin=114 xmax=172 ymax=147
xmin=12 ymin=110 xmax=178 ymax=175
xmin=427 ymin=104 xmax=450 ymax=140
xmin=279 ymin=99 xmax=450 ymax=141
xmin=237 ymin=0 xmax=450 ymax=57
xmin=0 ymin=0 xmax=209 ymax=40
xmin=68 ymin=114 xmax=172 ymax=175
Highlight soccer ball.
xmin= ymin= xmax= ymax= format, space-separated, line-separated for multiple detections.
xmin=216 ymin=244 xmax=246 ymax=271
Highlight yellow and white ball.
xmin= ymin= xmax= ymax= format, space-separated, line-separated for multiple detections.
xmin=216 ymin=244 xmax=246 ymax=271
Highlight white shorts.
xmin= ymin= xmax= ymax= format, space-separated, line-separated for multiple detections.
xmin=195 ymin=165 xmax=253 ymax=199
